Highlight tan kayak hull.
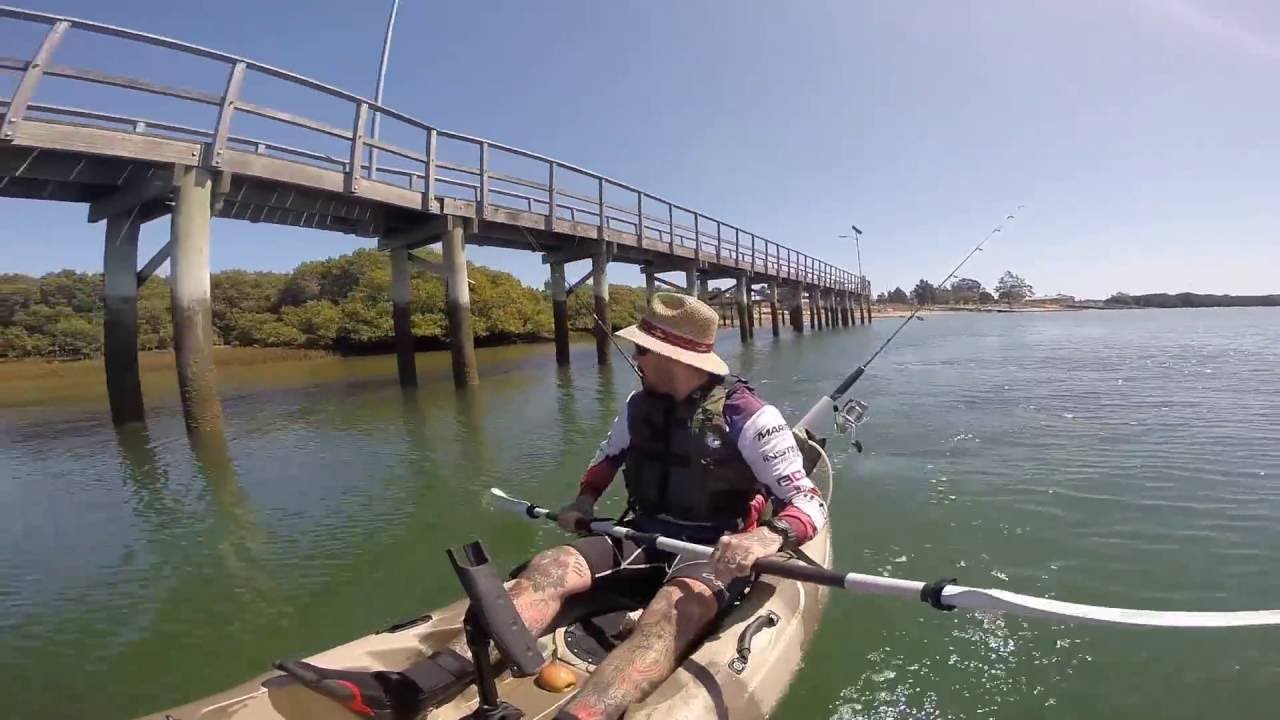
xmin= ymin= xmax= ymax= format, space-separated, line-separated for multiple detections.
xmin=142 ymin=523 xmax=831 ymax=720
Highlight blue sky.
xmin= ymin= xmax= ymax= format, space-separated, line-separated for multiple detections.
xmin=2 ymin=0 xmax=1277 ymax=298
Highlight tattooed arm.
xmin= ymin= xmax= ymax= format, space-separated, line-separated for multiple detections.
xmin=709 ymin=525 xmax=784 ymax=577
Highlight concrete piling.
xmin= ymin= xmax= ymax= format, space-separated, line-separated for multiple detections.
xmin=592 ymin=244 xmax=610 ymax=365
xmin=169 ymin=166 xmax=223 ymax=432
xmin=550 ymin=262 xmax=570 ymax=366
xmin=736 ymin=276 xmax=750 ymax=342
xmin=103 ymin=213 xmax=145 ymax=425
xmin=685 ymin=267 xmax=698 ymax=295
xmin=789 ymin=285 xmax=804 ymax=333
xmin=769 ymin=282 xmax=780 ymax=337
xmin=443 ymin=223 xmax=478 ymax=385
xmin=389 ymin=247 xmax=417 ymax=387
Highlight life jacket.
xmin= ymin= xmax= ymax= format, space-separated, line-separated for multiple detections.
xmin=622 ymin=378 xmax=757 ymax=532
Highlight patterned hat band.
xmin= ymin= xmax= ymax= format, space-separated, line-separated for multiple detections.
xmin=638 ymin=318 xmax=714 ymax=353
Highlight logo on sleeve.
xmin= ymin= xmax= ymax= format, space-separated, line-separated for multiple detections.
xmin=777 ymin=470 xmax=807 ymax=487
xmin=752 ymin=423 xmax=787 ymax=443
xmin=761 ymin=446 xmax=800 ymax=463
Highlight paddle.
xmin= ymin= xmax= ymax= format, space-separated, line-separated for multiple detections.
xmin=489 ymin=488 xmax=1280 ymax=629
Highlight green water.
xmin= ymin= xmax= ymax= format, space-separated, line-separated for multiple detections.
xmin=2 ymin=309 xmax=1278 ymax=719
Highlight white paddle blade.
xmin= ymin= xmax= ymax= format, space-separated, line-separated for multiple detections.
xmin=488 ymin=487 xmax=528 ymax=514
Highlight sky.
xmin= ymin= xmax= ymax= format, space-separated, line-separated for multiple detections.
xmin=2 ymin=0 xmax=1278 ymax=299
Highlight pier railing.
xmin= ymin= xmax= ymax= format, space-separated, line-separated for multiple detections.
xmin=0 ymin=5 xmax=867 ymax=295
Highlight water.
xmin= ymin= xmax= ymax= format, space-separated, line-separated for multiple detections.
xmin=2 ymin=308 xmax=1278 ymax=719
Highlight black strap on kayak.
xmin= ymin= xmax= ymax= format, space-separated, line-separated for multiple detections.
xmin=920 ymin=577 xmax=958 ymax=611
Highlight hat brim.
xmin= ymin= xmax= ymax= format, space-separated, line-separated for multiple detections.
xmin=616 ymin=324 xmax=729 ymax=376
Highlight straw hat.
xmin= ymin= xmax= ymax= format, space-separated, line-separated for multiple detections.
xmin=616 ymin=292 xmax=729 ymax=376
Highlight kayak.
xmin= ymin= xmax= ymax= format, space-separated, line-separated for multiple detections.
xmin=140 ymin=455 xmax=834 ymax=720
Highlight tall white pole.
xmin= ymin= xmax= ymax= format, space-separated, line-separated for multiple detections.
xmin=368 ymin=0 xmax=401 ymax=177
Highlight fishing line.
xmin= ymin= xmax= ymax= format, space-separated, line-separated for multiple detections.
xmin=796 ymin=206 xmax=1026 ymax=432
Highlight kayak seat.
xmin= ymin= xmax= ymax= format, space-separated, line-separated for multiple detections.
xmin=271 ymin=648 xmax=473 ymax=720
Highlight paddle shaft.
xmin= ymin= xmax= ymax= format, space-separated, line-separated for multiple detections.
xmin=493 ymin=489 xmax=1280 ymax=628
xmin=519 ymin=499 xmax=924 ymax=599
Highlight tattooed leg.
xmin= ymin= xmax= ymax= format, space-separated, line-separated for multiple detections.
xmin=448 ymin=545 xmax=593 ymax=658
xmin=561 ymin=577 xmax=718 ymax=720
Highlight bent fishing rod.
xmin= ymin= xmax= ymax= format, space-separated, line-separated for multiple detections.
xmin=796 ymin=207 xmax=1025 ymax=433
xmin=489 ymin=488 xmax=1280 ymax=629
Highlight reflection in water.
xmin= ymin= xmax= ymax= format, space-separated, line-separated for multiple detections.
xmin=188 ymin=426 xmax=278 ymax=610
xmin=398 ymin=387 xmax=430 ymax=459
xmin=113 ymin=421 xmax=190 ymax=549
xmin=453 ymin=386 xmax=490 ymax=480
xmin=594 ymin=362 xmax=619 ymax=424
xmin=737 ymin=338 xmax=758 ymax=379
xmin=554 ymin=366 xmax=579 ymax=440
xmin=113 ymin=422 xmax=166 ymax=489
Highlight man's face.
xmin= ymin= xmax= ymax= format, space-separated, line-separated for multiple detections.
xmin=633 ymin=344 xmax=676 ymax=394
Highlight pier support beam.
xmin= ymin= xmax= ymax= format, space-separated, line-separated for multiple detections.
xmin=390 ymin=247 xmax=417 ymax=387
xmin=592 ymin=244 xmax=610 ymax=365
xmin=170 ymin=166 xmax=223 ymax=432
xmin=769 ymin=282 xmax=781 ymax=337
xmin=808 ymin=287 xmax=817 ymax=330
xmin=443 ymin=223 xmax=478 ymax=385
xmin=860 ymin=295 xmax=868 ymax=325
xmin=736 ymin=276 xmax=750 ymax=342
xmin=826 ymin=291 xmax=836 ymax=329
xmin=644 ymin=270 xmax=656 ymax=300
xmin=685 ymin=267 xmax=698 ymax=295
xmin=789 ymin=286 xmax=804 ymax=333
xmin=840 ymin=292 xmax=851 ymax=327
xmin=550 ymin=262 xmax=570 ymax=366
xmin=865 ymin=295 xmax=873 ymax=323
xmin=103 ymin=213 xmax=145 ymax=426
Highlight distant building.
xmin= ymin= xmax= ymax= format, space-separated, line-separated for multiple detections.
xmin=1025 ymin=294 xmax=1076 ymax=305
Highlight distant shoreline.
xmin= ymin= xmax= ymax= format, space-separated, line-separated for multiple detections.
xmin=872 ymin=303 xmax=1094 ymax=318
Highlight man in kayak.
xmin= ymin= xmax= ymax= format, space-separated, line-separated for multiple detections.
xmin=277 ymin=292 xmax=828 ymax=719
xmin=531 ymin=292 xmax=827 ymax=719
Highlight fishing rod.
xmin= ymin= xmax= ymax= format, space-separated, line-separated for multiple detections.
xmin=517 ymin=227 xmax=642 ymax=379
xmin=489 ymin=488 xmax=1280 ymax=628
xmin=796 ymin=207 xmax=1025 ymax=433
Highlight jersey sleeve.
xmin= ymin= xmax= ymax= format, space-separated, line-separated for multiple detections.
xmin=578 ymin=391 xmax=634 ymax=501
xmin=733 ymin=403 xmax=829 ymax=544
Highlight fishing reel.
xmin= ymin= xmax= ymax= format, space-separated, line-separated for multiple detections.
xmin=834 ymin=399 xmax=869 ymax=453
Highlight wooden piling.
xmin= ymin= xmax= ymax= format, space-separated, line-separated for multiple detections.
xmin=592 ymin=244 xmax=610 ymax=365
xmin=550 ymin=262 xmax=570 ymax=366
xmin=169 ymin=166 xmax=223 ymax=432
xmin=390 ymin=246 xmax=417 ymax=387
xmin=443 ymin=223 xmax=478 ymax=385
xmin=103 ymin=213 xmax=145 ymax=425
